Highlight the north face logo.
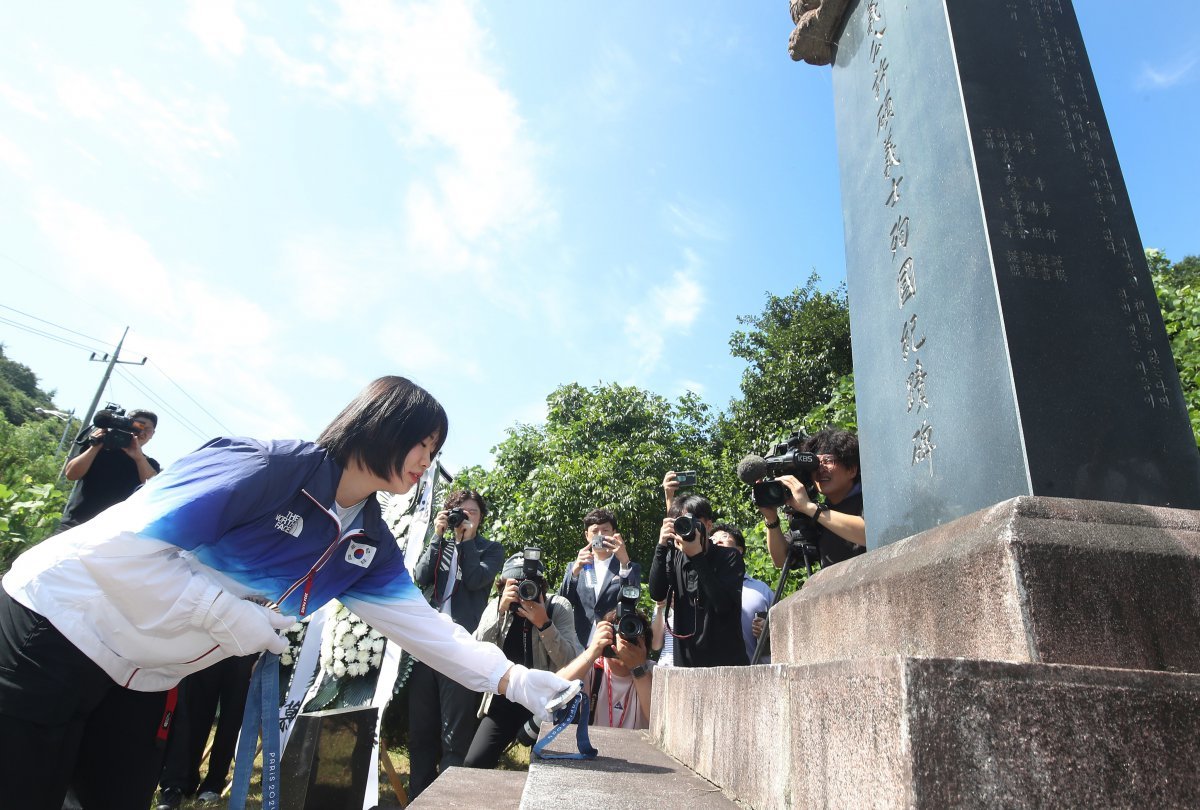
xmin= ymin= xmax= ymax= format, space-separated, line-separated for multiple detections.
xmin=345 ymin=541 xmax=376 ymax=568
xmin=275 ymin=512 xmax=303 ymax=537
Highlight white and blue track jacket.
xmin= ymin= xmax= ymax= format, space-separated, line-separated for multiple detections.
xmin=3 ymin=437 xmax=510 ymax=693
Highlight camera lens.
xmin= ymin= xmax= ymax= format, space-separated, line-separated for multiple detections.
xmin=517 ymin=579 xmax=540 ymax=602
xmin=446 ymin=508 xmax=466 ymax=528
xmin=672 ymin=514 xmax=696 ymax=540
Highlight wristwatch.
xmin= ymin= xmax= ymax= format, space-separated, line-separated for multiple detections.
xmin=630 ymin=660 xmax=654 ymax=679
xmin=537 ymin=619 xmax=552 ymax=632
xmin=813 ymin=502 xmax=830 ymax=522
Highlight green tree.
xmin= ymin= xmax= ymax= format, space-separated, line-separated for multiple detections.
xmin=0 ymin=345 xmax=57 ymax=426
xmin=1148 ymin=249 xmax=1200 ymax=446
xmin=0 ymin=415 xmax=72 ymax=571
xmin=453 ymin=382 xmax=725 ymax=590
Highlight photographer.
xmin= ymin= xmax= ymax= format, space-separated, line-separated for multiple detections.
xmin=758 ymin=428 xmax=866 ymax=569
xmin=710 ymin=523 xmax=773 ymax=664
xmin=648 ymin=493 xmax=748 ymax=667
xmin=556 ymin=605 xmax=654 ymax=730
xmin=408 ymin=490 xmax=505 ymax=799
xmin=558 ymin=508 xmax=641 ymax=648
xmin=464 ymin=551 xmax=581 ymax=769
xmin=60 ymin=409 xmax=160 ymax=529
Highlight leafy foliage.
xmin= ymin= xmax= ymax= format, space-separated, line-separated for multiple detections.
xmin=1148 ymin=249 xmax=1200 ymax=446
xmin=0 ymin=415 xmax=72 ymax=572
xmin=457 ymin=382 xmax=725 ymax=586
xmin=0 ymin=345 xmax=57 ymax=426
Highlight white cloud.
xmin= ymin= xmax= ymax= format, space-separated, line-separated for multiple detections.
xmin=0 ymin=134 xmax=33 ymax=178
xmin=32 ymin=188 xmax=175 ymax=305
xmin=49 ymin=65 xmax=236 ymax=190
xmin=664 ymin=199 xmax=728 ymax=242
xmin=1139 ymin=51 xmax=1198 ymax=89
xmin=0 ymin=80 xmax=50 ymax=119
xmin=622 ymin=250 xmax=707 ymax=373
xmin=259 ymin=0 xmax=552 ymax=269
xmin=186 ymin=0 xmax=247 ymax=61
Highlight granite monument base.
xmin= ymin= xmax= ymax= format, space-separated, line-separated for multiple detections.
xmin=650 ymin=658 xmax=1200 ymax=809
xmin=771 ymin=496 xmax=1200 ymax=673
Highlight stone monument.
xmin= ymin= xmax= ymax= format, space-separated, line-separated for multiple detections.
xmin=794 ymin=0 xmax=1200 ymax=547
xmin=644 ymin=3 xmax=1200 ymax=808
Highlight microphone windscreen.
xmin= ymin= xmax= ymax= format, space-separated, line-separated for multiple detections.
xmin=736 ymin=455 xmax=768 ymax=484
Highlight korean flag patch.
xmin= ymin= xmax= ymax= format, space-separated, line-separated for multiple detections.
xmin=345 ymin=540 xmax=377 ymax=568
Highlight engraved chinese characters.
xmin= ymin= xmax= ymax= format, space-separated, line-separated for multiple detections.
xmin=867 ymin=2 xmax=936 ymax=473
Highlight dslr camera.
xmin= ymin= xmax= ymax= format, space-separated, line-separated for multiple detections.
xmin=87 ymin=405 xmax=143 ymax=451
xmin=737 ymin=432 xmax=821 ymax=509
xmin=603 ymin=583 xmax=647 ymax=658
xmin=446 ymin=507 xmax=468 ymax=529
xmin=510 ymin=546 xmax=546 ymax=611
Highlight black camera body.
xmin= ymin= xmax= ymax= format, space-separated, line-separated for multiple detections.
xmin=603 ymin=584 xmax=646 ymax=658
xmin=510 ymin=547 xmax=545 ymax=612
xmin=748 ymin=433 xmax=820 ymax=509
xmin=446 ymin=507 xmax=468 ymax=529
xmin=90 ymin=406 xmax=141 ymax=451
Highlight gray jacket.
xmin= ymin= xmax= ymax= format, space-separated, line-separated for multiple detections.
xmin=473 ymin=592 xmax=581 ymax=716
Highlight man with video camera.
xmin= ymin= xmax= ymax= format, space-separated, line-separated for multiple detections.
xmin=407 ymin=489 xmax=506 ymax=798
xmin=757 ymin=428 xmax=866 ymax=569
xmin=648 ymin=493 xmax=748 ymax=667
xmin=556 ymin=596 xmax=654 ymax=730
xmin=464 ymin=549 xmax=581 ymax=768
xmin=60 ymin=408 xmax=160 ymax=530
xmin=558 ymin=507 xmax=642 ymax=648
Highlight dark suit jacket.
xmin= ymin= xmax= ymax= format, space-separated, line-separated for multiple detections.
xmin=558 ymin=555 xmax=642 ymax=646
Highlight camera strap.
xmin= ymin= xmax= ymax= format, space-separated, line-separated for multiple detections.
xmin=230 ymin=652 xmax=282 ymax=810
xmin=531 ymin=690 xmax=599 ymax=761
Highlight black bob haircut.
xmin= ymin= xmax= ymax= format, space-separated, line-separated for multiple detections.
xmin=317 ymin=376 xmax=448 ymax=480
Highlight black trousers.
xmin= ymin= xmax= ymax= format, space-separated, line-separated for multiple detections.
xmin=462 ymin=694 xmax=531 ymax=770
xmin=0 ymin=588 xmax=168 ymax=810
xmin=159 ymin=654 xmax=256 ymax=796
xmin=406 ymin=660 xmax=482 ymax=798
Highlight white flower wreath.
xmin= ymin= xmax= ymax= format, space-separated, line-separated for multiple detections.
xmin=319 ymin=602 xmax=385 ymax=679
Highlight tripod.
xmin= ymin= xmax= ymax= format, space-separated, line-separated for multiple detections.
xmin=750 ymin=517 xmax=820 ymax=665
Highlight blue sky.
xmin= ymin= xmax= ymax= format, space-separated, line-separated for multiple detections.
xmin=1 ymin=1 xmax=1197 ymax=474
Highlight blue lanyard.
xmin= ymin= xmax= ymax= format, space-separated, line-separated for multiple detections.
xmin=230 ymin=653 xmax=281 ymax=810
xmin=531 ymin=690 xmax=598 ymax=760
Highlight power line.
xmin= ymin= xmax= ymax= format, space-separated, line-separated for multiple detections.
xmin=147 ymin=359 xmax=234 ymax=435
xmin=0 ymin=315 xmax=98 ymax=353
xmin=114 ymin=367 xmax=210 ymax=443
xmin=0 ymin=304 xmax=111 ymax=350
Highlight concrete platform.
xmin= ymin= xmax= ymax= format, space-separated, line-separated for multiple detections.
xmin=408 ymin=766 xmax=527 ymax=809
xmin=651 ymin=657 xmax=1200 ymax=809
xmin=520 ymin=725 xmax=740 ymax=809
xmin=772 ymin=497 xmax=1200 ymax=673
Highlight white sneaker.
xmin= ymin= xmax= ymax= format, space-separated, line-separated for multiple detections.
xmin=196 ymin=791 xmax=221 ymax=804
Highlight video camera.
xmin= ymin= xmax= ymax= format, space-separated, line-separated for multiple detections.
xmin=603 ymin=583 xmax=646 ymax=658
xmin=83 ymin=405 xmax=144 ymax=451
xmin=736 ymin=431 xmax=820 ymax=509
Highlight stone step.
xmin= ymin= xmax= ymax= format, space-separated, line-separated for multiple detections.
xmin=408 ymin=767 xmax=527 ymax=809
xmin=652 ymin=657 xmax=1200 ymax=809
xmin=519 ymin=725 xmax=740 ymax=809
